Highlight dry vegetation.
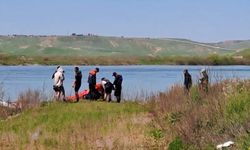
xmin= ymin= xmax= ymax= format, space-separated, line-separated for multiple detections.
xmin=149 ymin=80 xmax=250 ymax=149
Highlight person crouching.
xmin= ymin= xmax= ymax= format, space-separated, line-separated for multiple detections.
xmin=101 ymin=78 xmax=113 ymax=102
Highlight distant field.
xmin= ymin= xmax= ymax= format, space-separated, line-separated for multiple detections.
xmin=1 ymin=35 xmax=249 ymax=57
xmin=0 ymin=35 xmax=250 ymax=65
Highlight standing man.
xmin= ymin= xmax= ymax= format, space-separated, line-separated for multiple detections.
xmin=53 ymin=67 xmax=66 ymax=101
xmin=112 ymin=72 xmax=123 ymax=103
xmin=183 ymin=69 xmax=192 ymax=93
xmin=88 ymin=67 xmax=99 ymax=100
xmin=52 ymin=66 xmax=60 ymax=79
xmin=199 ymin=69 xmax=209 ymax=93
xmin=72 ymin=67 xmax=82 ymax=102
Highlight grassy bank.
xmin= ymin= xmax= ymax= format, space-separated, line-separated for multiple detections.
xmin=0 ymin=101 xmax=156 ymax=149
xmin=2 ymin=80 xmax=250 ymax=149
xmin=0 ymin=54 xmax=249 ymax=65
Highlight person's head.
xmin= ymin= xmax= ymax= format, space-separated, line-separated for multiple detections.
xmin=74 ymin=66 xmax=79 ymax=72
xmin=200 ymin=69 xmax=206 ymax=75
xmin=95 ymin=67 xmax=99 ymax=73
xmin=57 ymin=66 xmax=61 ymax=69
xmin=58 ymin=67 xmax=64 ymax=73
xmin=101 ymin=77 xmax=105 ymax=81
xmin=112 ymin=72 xmax=117 ymax=77
xmin=184 ymin=69 xmax=188 ymax=74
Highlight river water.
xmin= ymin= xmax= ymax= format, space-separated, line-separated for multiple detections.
xmin=0 ymin=65 xmax=250 ymax=101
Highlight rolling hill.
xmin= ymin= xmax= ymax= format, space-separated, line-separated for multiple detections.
xmin=1 ymin=35 xmax=249 ymax=57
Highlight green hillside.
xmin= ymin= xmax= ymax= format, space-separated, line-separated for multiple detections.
xmin=235 ymin=48 xmax=250 ymax=56
xmin=210 ymin=40 xmax=250 ymax=51
xmin=0 ymin=35 xmax=242 ymax=57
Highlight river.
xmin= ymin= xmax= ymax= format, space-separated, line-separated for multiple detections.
xmin=0 ymin=65 xmax=250 ymax=101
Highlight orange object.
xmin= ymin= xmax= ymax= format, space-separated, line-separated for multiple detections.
xmin=89 ymin=70 xmax=97 ymax=75
xmin=67 ymin=83 xmax=104 ymax=101
xmin=67 ymin=90 xmax=89 ymax=101
xmin=95 ymin=83 xmax=103 ymax=92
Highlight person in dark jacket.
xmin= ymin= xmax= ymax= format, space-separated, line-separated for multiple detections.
xmin=112 ymin=72 xmax=123 ymax=103
xmin=87 ymin=67 xmax=99 ymax=100
xmin=72 ymin=67 xmax=82 ymax=102
xmin=183 ymin=69 xmax=192 ymax=93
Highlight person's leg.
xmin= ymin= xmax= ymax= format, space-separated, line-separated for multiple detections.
xmin=57 ymin=91 xmax=61 ymax=101
xmin=184 ymin=84 xmax=188 ymax=94
xmin=104 ymin=92 xmax=107 ymax=101
xmin=55 ymin=91 xmax=59 ymax=101
xmin=75 ymin=91 xmax=79 ymax=102
xmin=108 ymin=93 xmax=112 ymax=102
xmin=116 ymin=96 xmax=120 ymax=103
xmin=53 ymin=86 xmax=59 ymax=101
xmin=89 ymin=84 xmax=95 ymax=100
xmin=61 ymin=86 xmax=66 ymax=102
xmin=115 ymin=88 xmax=121 ymax=103
xmin=75 ymin=85 xmax=80 ymax=102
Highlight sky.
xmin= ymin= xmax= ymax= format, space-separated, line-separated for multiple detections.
xmin=0 ymin=0 xmax=250 ymax=42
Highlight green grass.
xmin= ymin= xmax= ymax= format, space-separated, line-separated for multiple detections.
xmin=3 ymin=80 xmax=250 ymax=149
xmin=0 ymin=101 xmax=154 ymax=149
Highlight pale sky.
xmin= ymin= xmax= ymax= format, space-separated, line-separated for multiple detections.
xmin=0 ymin=0 xmax=250 ymax=42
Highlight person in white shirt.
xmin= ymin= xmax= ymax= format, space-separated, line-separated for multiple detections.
xmin=101 ymin=77 xmax=113 ymax=102
xmin=53 ymin=67 xmax=66 ymax=101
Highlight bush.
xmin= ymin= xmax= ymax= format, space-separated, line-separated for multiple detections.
xmin=225 ymin=90 xmax=250 ymax=123
xmin=150 ymin=129 xmax=164 ymax=140
xmin=190 ymin=87 xmax=202 ymax=103
xmin=168 ymin=137 xmax=183 ymax=150
xmin=17 ymin=89 xmax=45 ymax=110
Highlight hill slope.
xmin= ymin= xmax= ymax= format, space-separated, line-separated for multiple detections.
xmin=0 ymin=35 xmax=243 ymax=57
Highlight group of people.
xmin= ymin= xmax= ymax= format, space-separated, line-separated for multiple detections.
xmin=52 ymin=66 xmax=123 ymax=103
xmin=52 ymin=66 xmax=208 ymax=102
xmin=183 ymin=68 xmax=209 ymax=93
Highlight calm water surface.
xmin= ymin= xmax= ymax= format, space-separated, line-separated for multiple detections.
xmin=0 ymin=65 xmax=250 ymax=101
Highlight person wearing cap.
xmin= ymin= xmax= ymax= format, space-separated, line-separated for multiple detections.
xmin=88 ymin=67 xmax=99 ymax=100
xmin=53 ymin=66 xmax=66 ymax=101
xmin=199 ymin=69 xmax=209 ymax=92
xmin=72 ymin=66 xmax=82 ymax=102
xmin=52 ymin=66 xmax=61 ymax=79
xmin=101 ymin=77 xmax=113 ymax=102
xmin=183 ymin=69 xmax=192 ymax=93
xmin=112 ymin=72 xmax=123 ymax=103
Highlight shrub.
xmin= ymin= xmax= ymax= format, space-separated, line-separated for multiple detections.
xmin=17 ymin=89 xmax=44 ymax=110
xmin=150 ymin=129 xmax=164 ymax=140
xmin=168 ymin=137 xmax=183 ymax=150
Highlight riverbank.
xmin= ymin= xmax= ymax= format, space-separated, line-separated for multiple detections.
xmin=1 ymin=80 xmax=250 ymax=149
xmin=0 ymin=101 xmax=155 ymax=149
xmin=0 ymin=54 xmax=250 ymax=65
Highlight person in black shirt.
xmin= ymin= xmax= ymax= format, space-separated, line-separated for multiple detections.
xmin=87 ymin=67 xmax=99 ymax=100
xmin=72 ymin=67 xmax=82 ymax=102
xmin=183 ymin=69 xmax=192 ymax=93
xmin=112 ymin=72 xmax=123 ymax=103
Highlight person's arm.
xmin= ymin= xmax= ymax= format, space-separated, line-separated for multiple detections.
xmin=52 ymin=71 xmax=56 ymax=79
